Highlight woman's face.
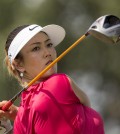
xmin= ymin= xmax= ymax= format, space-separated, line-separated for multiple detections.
xmin=19 ymin=32 xmax=57 ymax=81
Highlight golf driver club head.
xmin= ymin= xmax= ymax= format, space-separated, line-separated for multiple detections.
xmin=87 ymin=15 xmax=120 ymax=44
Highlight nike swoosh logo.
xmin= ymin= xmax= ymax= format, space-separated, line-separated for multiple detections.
xmin=29 ymin=26 xmax=39 ymax=31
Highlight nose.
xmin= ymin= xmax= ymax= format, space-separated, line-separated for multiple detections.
xmin=43 ymin=47 xmax=51 ymax=58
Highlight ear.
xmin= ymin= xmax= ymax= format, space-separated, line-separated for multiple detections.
xmin=12 ymin=59 xmax=25 ymax=72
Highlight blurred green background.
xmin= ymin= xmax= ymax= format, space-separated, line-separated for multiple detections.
xmin=0 ymin=0 xmax=120 ymax=133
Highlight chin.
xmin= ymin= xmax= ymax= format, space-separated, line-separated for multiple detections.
xmin=42 ymin=68 xmax=57 ymax=79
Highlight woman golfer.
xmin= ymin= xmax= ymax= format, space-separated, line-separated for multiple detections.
xmin=0 ymin=24 xmax=104 ymax=134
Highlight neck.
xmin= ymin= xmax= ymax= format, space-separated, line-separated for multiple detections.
xmin=21 ymin=71 xmax=57 ymax=87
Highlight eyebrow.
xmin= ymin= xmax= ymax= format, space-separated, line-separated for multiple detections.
xmin=31 ymin=39 xmax=51 ymax=45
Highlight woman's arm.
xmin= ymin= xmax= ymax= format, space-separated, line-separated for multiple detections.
xmin=0 ymin=101 xmax=18 ymax=121
xmin=67 ymin=76 xmax=91 ymax=107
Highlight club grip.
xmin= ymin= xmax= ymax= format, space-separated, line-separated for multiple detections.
xmin=1 ymin=101 xmax=12 ymax=111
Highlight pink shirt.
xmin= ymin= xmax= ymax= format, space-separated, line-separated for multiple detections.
xmin=14 ymin=73 xmax=104 ymax=134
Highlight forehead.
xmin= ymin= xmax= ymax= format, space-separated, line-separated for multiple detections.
xmin=24 ymin=32 xmax=51 ymax=47
xmin=20 ymin=32 xmax=51 ymax=52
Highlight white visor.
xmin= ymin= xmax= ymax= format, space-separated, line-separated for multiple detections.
xmin=8 ymin=24 xmax=65 ymax=64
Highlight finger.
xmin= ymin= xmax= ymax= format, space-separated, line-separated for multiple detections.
xmin=0 ymin=101 xmax=7 ymax=108
xmin=0 ymin=110 xmax=5 ymax=118
xmin=1 ymin=101 xmax=12 ymax=111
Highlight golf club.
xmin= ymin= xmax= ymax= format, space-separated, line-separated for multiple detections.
xmin=1 ymin=14 xmax=120 ymax=111
xmin=87 ymin=14 xmax=120 ymax=43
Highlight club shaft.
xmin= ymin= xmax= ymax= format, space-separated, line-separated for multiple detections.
xmin=2 ymin=34 xmax=88 ymax=111
xmin=27 ymin=34 xmax=87 ymax=88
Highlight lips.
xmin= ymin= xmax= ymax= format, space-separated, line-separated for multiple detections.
xmin=45 ymin=60 xmax=53 ymax=65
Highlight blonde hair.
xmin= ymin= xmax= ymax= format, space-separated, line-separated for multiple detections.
xmin=5 ymin=25 xmax=29 ymax=86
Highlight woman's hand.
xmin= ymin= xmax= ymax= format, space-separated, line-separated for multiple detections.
xmin=0 ymin=101 xmax=18 ymax=121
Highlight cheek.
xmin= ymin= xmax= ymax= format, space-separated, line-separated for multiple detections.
xmin=23 ymin=54 xmax=43 ymax=71
xmin=26 ymin=58 xmax=42 ymax=69
xmin=52 ymin=49 xmax=57 ymax=58
xmin=23 ymin=57 xmax=44 ymax=78
xmin=23 ymin=51 xmax=42 ymax=63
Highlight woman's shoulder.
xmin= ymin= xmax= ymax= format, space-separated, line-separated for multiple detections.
xmin=49 ymin=73 xmax=73 ymax=87
xmin=43 ymin=73 xmax=71 ymax=92
xmin=48 ymin=73 xmax=72 ymax=87
xmin=49 ymin=73 xmax=67 ymax=78
xmin=46 ymin=73 xmax=69 ymax=83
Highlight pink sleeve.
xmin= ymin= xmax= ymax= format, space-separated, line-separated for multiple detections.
xmin=43 ymin=73 xmax=80 ymax=104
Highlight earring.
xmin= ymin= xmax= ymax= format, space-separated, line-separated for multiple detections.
xmin=20 ymin=72 xmax=24 ymax=77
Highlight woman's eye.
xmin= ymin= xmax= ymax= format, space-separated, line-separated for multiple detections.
xmin=47 ymin=43 xmax=53 ymax=47
xmin=32 ymin=46 xmax=40 ymax=51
